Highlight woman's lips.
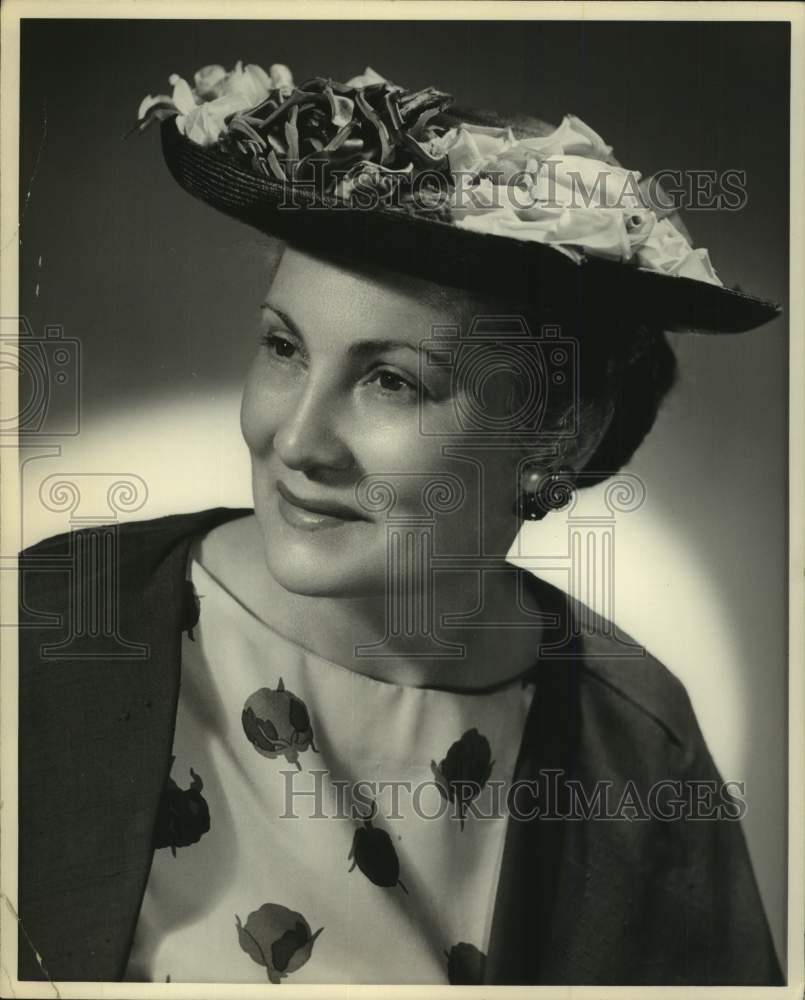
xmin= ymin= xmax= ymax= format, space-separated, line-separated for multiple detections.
xmin=275 ymin=480 xmax=367 ymax=531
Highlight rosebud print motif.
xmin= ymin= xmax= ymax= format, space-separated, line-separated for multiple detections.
xmin=431 ymin=728 xmax=494 ymax=830
xmin=348 ymin=800 xmax=408 ymax=893
xmin=241 ymin=677 xmax=318 ymax=770
xmin=124 ymin=559 xmax=536 ymax=983
xmin=235 ymin=903 xmax=323 ymax=984
xmin=152 ymin=763 xmax=210 ymax=856
xmin=445 ymin=942 xmax=486 ymax=984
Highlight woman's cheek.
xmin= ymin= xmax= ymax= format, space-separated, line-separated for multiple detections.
xmin=240 ymin=359 xmax=300 ymax=454
xmin=240 ymin=368 xmax=264 ymax=453
xmin=351 ymin=412 xmax=436 ymax=474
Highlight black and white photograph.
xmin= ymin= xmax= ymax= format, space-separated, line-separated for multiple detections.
xmin=1 ymin=2 xmax=802 ymax=995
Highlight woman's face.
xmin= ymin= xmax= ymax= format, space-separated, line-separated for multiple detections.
xmin=241 ymin=245 xmax=547 ymax=598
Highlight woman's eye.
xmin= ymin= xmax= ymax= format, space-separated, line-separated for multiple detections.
xmin=378 ymin=371 xmax=411 ymax=391
xmin=261 ymin=331 xmax=299 ymax=360
xmin=371 ymin=369 xmax=420 ymax=398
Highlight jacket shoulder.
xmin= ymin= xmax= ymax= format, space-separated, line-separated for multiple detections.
xmin=18 ymin=507 xmax=252 ymax=626
xmin=565 ymin=592 xmax=703 ymax=755
xmin=20 ymin=506 xmax=252 ymax=558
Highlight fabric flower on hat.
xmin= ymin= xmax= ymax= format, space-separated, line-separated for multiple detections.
xmin=173 ymin=63 xmax=277 ymax=146
xmin=637 ymin=217 xmax=722 ymax=285
xmin=268 ymin=63 xmax=295 ymax=99
xmin=345 ymin=65 xmax=399 ymax=89
xmin=136 ymin=60 xmax=284 ymax=147
xmin=480 ymin=115 xmax=614 ymax=182
xmin=442 ymin=114 xmax=722 ymax=283
xmin=511 ymin=113 xmax=614 ymax=161
xmin=625 ymin=208 xmax=658 ymax=249
xmin=448 ymin=174 xmax=519 ymax=219
xmin=194 ymin=62 xmax=273 ymax=105
xmin=136 ymin=60 xmax=726 ymax=288
xmin=528 ymin=155 xmax=643 ymax=209
xmin=444 ymin=123 xmax=517 ymax=178
xmin=454 ymin=196 xmax=634 ymax=263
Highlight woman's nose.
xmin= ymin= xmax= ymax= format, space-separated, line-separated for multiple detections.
xmin=272 ymin=380 xmax=355 ymax=474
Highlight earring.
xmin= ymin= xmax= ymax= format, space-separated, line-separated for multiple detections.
xmin=515 ymin=469 xmax=574 ymax=521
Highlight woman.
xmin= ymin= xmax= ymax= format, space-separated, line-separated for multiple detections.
xmin=18 ymin=59 xmax=783 ymax=986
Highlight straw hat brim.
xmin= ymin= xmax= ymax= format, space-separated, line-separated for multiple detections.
xmin=160 ymin=115 xmax=781 ymax=335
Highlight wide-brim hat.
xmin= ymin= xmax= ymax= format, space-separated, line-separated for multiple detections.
xmin=141 ymin=64 xmax=781 ymax=335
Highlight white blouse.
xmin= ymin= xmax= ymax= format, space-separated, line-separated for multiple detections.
xmin=124 ymin=557 xmax=536 ymax=985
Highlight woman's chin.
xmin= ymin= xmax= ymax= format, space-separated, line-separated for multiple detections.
xmin=262 ymin=524 xmax=386 ymax=598
xmin=265 ymin=556 xmax=383 ymax=598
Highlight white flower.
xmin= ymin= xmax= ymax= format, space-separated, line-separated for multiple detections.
xmin=176 ymin=102 xmax=230 ymax=147
xmin=170 ymin=64 xmax=269 ymax=146
xmin=624 ymin=208 xmax=657 ymax=248
xmin=169 ymin=73 xmax=197 ymax=115
xmin=446 ymin=129 xmax=483 ymax=176
xmin=675 ymin=248 xmax=721 ymax=284
xmin=194 ymin=61 xmax=273 ymax=106
xmin=173 ymin=89 xmax=244 ymax=146
xmin=636 ymin=218 xmax=723 ymax=286
xmin=137 ymin=93 xmax=174 ymax=121
xmin=423 ymin=126 xmax=458 ymax=159
xmin=447 ymin=113 xmax=723 ymax=285
xmin=138 ymin=60 xmax=279 ymax=146
xmin=528 ymin=155 xmax=641 ymax=209
xmin=446 ymin=124 xmax=516 ymax=180
xmin=507 ymin=114 xmax=613 ymax=162
xmin=178 ymin=61 xmax=273 ymax=112
xmin=193 ymin=65 xmax=228 ymax=99
xmin=454 ymin=198 xmax=632 ymax=262
xmin=345 ymin=66 xmax=388 ymax=88
xmin=449 ymin=175 xmax=520 ymax=220
xmin=547 ymin=207 xmax=631 ymax=260
xmin=269 ymin=63 xmax=294 ymax=95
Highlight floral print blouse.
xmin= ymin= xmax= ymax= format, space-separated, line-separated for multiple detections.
xmin=124 ymin=557 xmax=536 ymax=985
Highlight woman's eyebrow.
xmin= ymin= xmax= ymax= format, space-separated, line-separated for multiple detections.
xmin=261 ymin=303 xmax=422 ymax=357
xmin=261 ymin=302 xmax=304 ymax=339
xmin=348 ymin=338 xmax=420 ymax=359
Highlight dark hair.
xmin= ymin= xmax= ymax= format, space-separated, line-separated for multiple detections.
xmin=497 ymin=300 xmax=679 ymax=488
xmin=574 ymin=321 xmax=678 ymax=488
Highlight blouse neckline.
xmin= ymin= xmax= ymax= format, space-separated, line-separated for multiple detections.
xmin=189 ymin=553 xmax=545 ymax=696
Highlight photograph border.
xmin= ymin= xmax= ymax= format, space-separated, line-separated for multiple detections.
xmin=1 ymin=2 xmax=802 ymax=998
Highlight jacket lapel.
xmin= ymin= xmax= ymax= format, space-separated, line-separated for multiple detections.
xmin=484 ymin=575 xmax=581 ymax=984
xmin=18 ymin=507 xmax=250 ymax=981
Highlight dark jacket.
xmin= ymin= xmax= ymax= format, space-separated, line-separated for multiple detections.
xmin=17 ymin=507 xmax=783 ymax=985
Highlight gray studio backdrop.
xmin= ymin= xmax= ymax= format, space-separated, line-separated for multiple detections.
xmin=19 ymin=19 xmax=789 ymax=967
